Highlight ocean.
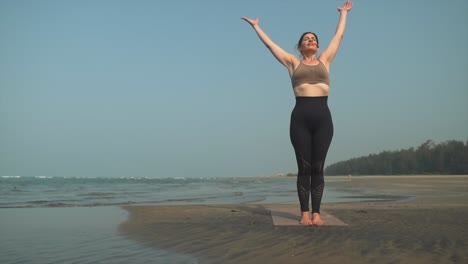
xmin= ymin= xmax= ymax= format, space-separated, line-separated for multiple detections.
xmin=0 ymin=176 xmax=304 ymax=208
xmin=0 ymin=176 xmax=385 ymax=263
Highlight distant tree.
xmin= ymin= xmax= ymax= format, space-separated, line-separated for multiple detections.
xmin=325 ymin=140 xmax=468 ymax=175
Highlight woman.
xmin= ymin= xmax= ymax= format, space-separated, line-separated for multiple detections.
xmin=242 ymin=0 xmax=353 ymax=225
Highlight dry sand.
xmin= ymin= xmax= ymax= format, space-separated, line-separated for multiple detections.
xmin=120 ymin=175 xmax=468 ymax=264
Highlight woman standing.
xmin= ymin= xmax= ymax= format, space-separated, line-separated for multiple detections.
xmin=242 ymin=0 xmax=353 ymax=225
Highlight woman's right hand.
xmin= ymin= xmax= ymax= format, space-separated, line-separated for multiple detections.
xmin=241 ymin=17 xmax=259 ymax=27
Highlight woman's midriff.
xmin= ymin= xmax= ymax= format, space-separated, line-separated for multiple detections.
xmin=293 ymin=82 xmax=330 ymax=97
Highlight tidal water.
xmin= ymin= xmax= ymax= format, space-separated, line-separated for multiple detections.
xmin=0 ymin=176 xmax=389 ymax=263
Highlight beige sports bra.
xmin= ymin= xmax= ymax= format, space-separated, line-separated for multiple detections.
xmin=291 ymin=60 xmax=330 ymax=88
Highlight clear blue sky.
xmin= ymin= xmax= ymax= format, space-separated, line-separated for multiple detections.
xmin=1 ymin=0 xmax=467 ymax=178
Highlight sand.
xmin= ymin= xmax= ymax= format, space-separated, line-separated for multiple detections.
xmin=119 ymin=175 xmax=468 ymax=264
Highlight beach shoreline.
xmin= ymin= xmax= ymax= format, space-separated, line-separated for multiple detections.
xmin=119 ymin=175 xmax=468 ymax=264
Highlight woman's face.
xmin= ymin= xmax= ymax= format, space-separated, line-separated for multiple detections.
xmin=299 ymin=33 xmax=319 ymax=53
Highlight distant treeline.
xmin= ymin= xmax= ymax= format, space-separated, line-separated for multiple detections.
xmin=325 ymin=140 xmax=468 ymax=176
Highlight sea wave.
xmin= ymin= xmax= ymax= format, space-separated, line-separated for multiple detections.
xmin=1 ymin=175 xmax=230 ymax=181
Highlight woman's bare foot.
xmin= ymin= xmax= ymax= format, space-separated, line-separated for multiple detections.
xmin=312 ymin=213 xmax=325 ymax=225
xmin=300 ymin=211 xmax=313 ymax=225
xmin=312 ymin=213 xmax=324 ymax=226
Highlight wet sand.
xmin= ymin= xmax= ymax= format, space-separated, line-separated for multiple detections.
xmin=119 ymin=175 xmax=468 ymax=264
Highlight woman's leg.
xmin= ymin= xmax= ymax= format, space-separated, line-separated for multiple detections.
xmin=309 ymin=116 xmax=333 ymax=224
xmin=290 ymin=111 xmax=313 ymax=224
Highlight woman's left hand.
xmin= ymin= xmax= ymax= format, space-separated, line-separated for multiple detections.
xmin=337 ymin=0 xmax=353 ymax=12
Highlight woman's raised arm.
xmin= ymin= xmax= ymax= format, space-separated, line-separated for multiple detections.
xmin=241 ymin=17 xmax=297 ymax=70
xmin=320 ymin=0 xmax=353 ymax=66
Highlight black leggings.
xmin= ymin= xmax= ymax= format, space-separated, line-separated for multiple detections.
xmin=290 ymin=96 xmax=333 ymax=214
